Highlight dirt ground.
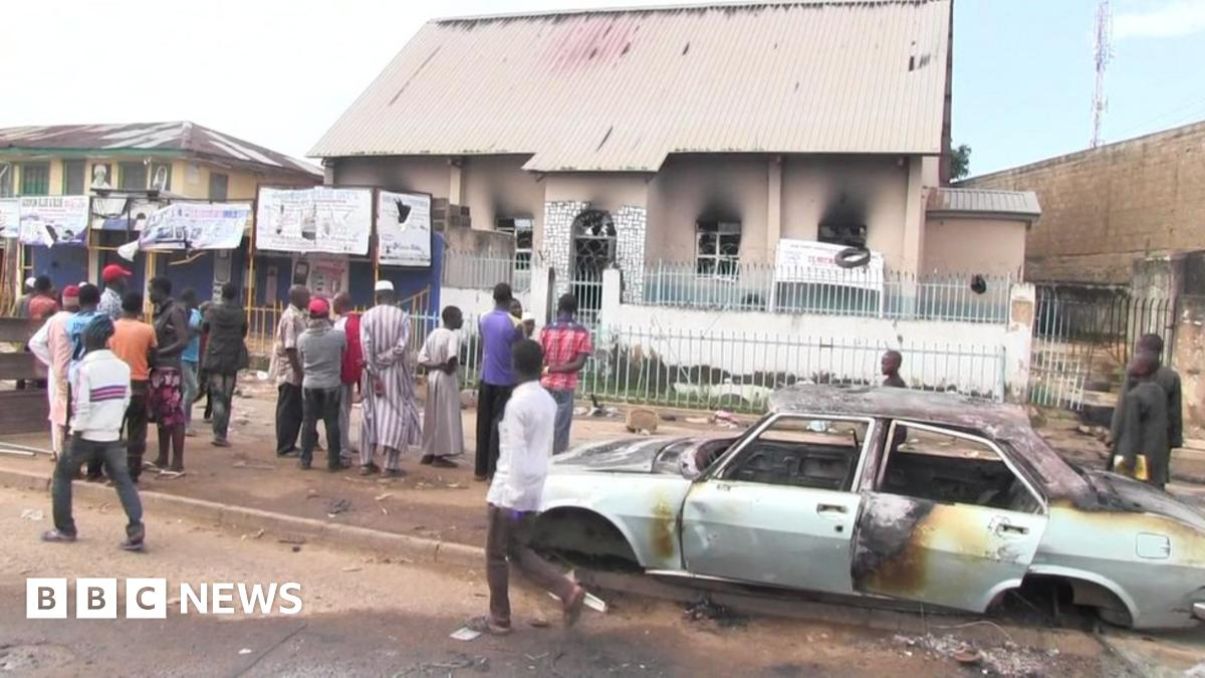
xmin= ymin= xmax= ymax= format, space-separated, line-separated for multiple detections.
xmin=0 ymin=488 xmax=1153 ymax=677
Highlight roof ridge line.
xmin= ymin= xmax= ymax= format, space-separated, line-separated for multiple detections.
xmin=434 ymin=0 xmax=938 ymax=24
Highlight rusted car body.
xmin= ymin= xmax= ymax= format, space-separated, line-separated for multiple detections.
xmin=538 ymin=385 xmax=1205 ymax=629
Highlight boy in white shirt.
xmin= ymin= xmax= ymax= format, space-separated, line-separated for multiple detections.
xmin=483 ymin=339 xmax=586 ymax=635
xmin=43 ymin=315 xmax=145 ymax=552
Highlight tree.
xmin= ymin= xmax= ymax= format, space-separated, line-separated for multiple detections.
xmin=950 ymin=144 xmax=972 ymax=181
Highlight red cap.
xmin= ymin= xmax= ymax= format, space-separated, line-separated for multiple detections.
xmin=102 ymin=264 xmax=132 ymax=283
xmin=62 ymin=285 xmax=80 ymax=299
xmin=308 ymin=297 xmax=330 ymax=317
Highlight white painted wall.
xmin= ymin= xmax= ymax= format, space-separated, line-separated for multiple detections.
xmin=440 ymin=286 xmax=532 ymax=319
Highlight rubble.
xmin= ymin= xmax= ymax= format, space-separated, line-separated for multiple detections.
xmin=683 ymin=595 xmax=746 ymax=629
xmin=893 ymin=633 xmax=1055 ymax=677
xmin=626 ymin=408 xmax=659 ymax=434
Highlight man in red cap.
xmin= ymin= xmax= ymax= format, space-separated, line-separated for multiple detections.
xmin=99 ymin=264 xmax=132 ymax=321
xmin=296 ymin=296 xmax=348 ymax=471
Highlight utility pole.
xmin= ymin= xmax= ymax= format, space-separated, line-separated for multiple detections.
xmin=1092 ymin=0 xmax=1113 ymax=148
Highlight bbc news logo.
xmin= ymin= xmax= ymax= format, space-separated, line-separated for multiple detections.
xmin=26 ymin=579 xmax=303 ymax=619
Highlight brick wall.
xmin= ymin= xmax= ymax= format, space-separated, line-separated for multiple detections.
xmin=963 ymin=121 xmax=1205 ymax=284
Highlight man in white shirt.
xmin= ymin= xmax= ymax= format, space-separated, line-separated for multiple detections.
xmin=42 ymin=316 xmax=145 ymax=552
xmin=483 ymin=339 xmax=586 ymax=635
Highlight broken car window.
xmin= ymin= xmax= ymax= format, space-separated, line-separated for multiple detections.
xmin=879 ymin=423 xmax=1041 ymax=513
xmin=721 ymin=417 xmax=867 ymax=491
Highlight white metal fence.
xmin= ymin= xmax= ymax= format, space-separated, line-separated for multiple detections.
xmin=411 ymin=313 xmax=1006 ymax=412
xmin=442 ymin=251 xmax=531 ymax=293
xmin=638 ymin=261 xmax=1013 ymax=323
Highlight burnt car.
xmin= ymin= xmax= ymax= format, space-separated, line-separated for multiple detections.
xmin=535 ymin=385 xmax=1205 ymax=629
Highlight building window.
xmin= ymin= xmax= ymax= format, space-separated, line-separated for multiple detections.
xmin=63 ymin=160 xmax=86 ymax=194
xmin=495 ymin=217 xmax=533 ymax=270
xmin=119 ymin=162 xmax=148 ymax=190
xmin=0 ymin=163 xmax=12 ymax=197
xmin=150 ymin=162 xmax=172 ymax=192
xmin=20 ymin=162 xmax=51 ymax=196
xmin=208 ymin=172 xmax=228 ymax=200
xmin=818 ymin=222 xmax=867 ymax=248
xmin=696 ymin=220 xmax=741 ymax=278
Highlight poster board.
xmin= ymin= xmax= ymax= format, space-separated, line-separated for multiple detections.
xmin=18 ymin=196 xmax=90 ymax=247
xmin=292 ymin=253 xmax=348 ymax=298
xmin=774 ymin=239 xmax=884 ymax=292
xmin=377 ymin=190 xmax=432 ymax=268
xmin=0 ymin=199 xmax=18 ymax=239
xmin=255 ymin=186 xmax=372 ymax=255
xmin=138 ymin=202 xmax=251 ymax=251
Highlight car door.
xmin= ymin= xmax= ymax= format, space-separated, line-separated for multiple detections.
xmin=679 ymin=414 xmax=875 ymax=595
xmin=851 ymin=421 xmax=1049 ymax=612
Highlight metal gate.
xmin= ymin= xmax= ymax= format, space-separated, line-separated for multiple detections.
xmin=1029 ymin=286 xmax=1174 ymax=410
xmin=569 ymin=209 xmax=615 ymax=327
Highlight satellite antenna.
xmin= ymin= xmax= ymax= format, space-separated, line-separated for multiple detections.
xmin=1091 ymin=0 xmax=1112 ymax=148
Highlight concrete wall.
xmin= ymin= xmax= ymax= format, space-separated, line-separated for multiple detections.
xmin=460 ymin=155 xmax=546 ymax=241
xmin=1173 ymin=295 xmax=1205 ymax=444
xmin=963 ymin=121 xmax=1205 ymax=284
xmin=923 ymin=216 xmax=1028 ymax=277
xmin=331 ymin=156 xmax=451 ymax=198
xmin=647 ymin=154 xmax=769 ymax=262
xmin=781 ymin=155 xmax=911 ymax=269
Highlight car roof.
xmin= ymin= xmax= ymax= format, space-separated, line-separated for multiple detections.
xmin=769 ymin=384 xmax=1029 ymax=429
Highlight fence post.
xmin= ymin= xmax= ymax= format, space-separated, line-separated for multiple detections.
xmin=529 ymin=264 xmax=555 ymax=325
xmin=599 ymin=268 xmax=623 ymax=329
xmin=1003 ymin=282 xmax=1036 ymax=403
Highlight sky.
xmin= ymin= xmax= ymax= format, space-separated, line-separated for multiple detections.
xmin=2 ymin=0 xmax=1204 ymax=177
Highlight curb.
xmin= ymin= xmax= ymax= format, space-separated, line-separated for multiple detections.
xmin=0 ymin=467 xmax=484 ymax=569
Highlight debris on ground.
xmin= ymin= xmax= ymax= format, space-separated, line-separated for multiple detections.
xmin=20 ymin=509 xmax=43 ymax=521
xmin=626 ymin=407 xmax=659 ymax=434
xmin=660 ymin=412 xmax=678 ymax=422
xmin=395 ymin=653 xmax=490 ymax=676
xmin=893 ymin=633 xmax=1055 ymax=677
xmin=238 ymin=648 xmax=253 ymax=655
xmin=449 ymin=626 xmax=482 ymax=642
xmin=278 ymin=536 xmax=307 ymax=545
xmin=684 ymin=416 xmax=710 ymax=425
xmin=683 ymin=596 xmax=746 ymax=629
xmin=529 ymin=616 xmax=551 ymax=628
xmin=326 ymin=499 xmax=352 ymax=517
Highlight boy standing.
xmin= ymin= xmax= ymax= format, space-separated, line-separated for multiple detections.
xmin=43 ymin=316 xmax=145 ymax=551
xmin=297 ymin=297 xmax=348 ymax=471
xmin=483 ymin=339 xmax=586 ymax=635
xmin=1110 ymin=350 xmax=1171 ymax=489
xmin=540 ymin=294 xmax=592 ymax=454
xmin=418 ymin=306 xmax=464 ymax=468
xmin=108 ymin=293 xmax=157 ymax=481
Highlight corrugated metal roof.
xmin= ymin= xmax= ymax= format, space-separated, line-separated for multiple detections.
xmin=310 ymin=0 xmax=952 ymax=171
xmin=0 ymin=121 xmax=322 ymax=177
xmin=927 ymin=187 xmax=1041 ymax=219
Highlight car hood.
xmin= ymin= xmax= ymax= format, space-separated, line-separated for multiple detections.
xmin=1085 ymin=470 xmax=1205 ymax=530
xmin=551 ymin=436 xmax=726 ymax=474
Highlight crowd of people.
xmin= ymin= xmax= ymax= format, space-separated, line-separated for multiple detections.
xmin=12 ymin=267 xmax=1182 ymax=629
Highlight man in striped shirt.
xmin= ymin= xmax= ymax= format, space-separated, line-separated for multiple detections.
xmin=540 ymin=294 xmax=592 ymax=454
xmin=43 ymin=316 xmax=145 ymax=551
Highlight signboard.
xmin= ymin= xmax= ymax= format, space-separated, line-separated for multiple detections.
xmin=293 ymin=254 xmax=348 ymax=298
xmin=377 ymin=191 xmax=432 ymax=268
xmin=255 ymin=187 xmax=372 ymax=255
xmin=0 ymin=199 xmax=18 ymax=239
xmin=19 ymin=196 xmax=90 ymax=247
xmin=91 ymin=197 xmax=168 ymax=232
xmin=774 ymin=239 xmax=885 ymax=292
xmin=138 ymin=202 xmax=250 ymax=251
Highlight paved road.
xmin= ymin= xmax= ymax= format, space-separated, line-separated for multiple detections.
xmin=0 ymin=487 xmax=1150 ymax=677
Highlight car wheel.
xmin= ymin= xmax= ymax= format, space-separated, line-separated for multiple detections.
xmin=530 ymin=508 xmax=641 ymax=572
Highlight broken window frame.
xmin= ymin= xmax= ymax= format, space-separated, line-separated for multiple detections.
xmin=708 ymin=413 xmax=877 ymax=493
xmin=875 ymin=420 xmax=1047 ymax=514
xmin=495 ymin=216 xmax=534 ymax=271
xmin=695 ymin=220 xmax=741 ymax=280
xmin=818 ymin=222 xmax=868 ymax=249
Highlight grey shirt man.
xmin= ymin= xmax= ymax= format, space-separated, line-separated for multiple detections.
xmin=298 ymin=322 xmax=346 ymax=391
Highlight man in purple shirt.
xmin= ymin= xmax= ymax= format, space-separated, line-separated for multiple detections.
xmin=475 ymin=283 xmax=523 ymax=481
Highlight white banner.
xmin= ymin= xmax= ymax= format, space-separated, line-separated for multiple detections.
xmin=377 ymin=191 xmax=432 ymax=268
xmin=255 ymin=187 xmax=372 ymax=255
xmin=19 ymin=196 xmax=90 ymax=247
xmin=0 ymin=199 xmax=18 ymax=239
xmin=774 ymin=239 xmax=885 ymax=292
xmin=138 ymin=202 xmax=251 ymax=251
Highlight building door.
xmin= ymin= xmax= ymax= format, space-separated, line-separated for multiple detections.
xmin=570 ymin=209 xmax=615 ymax=326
